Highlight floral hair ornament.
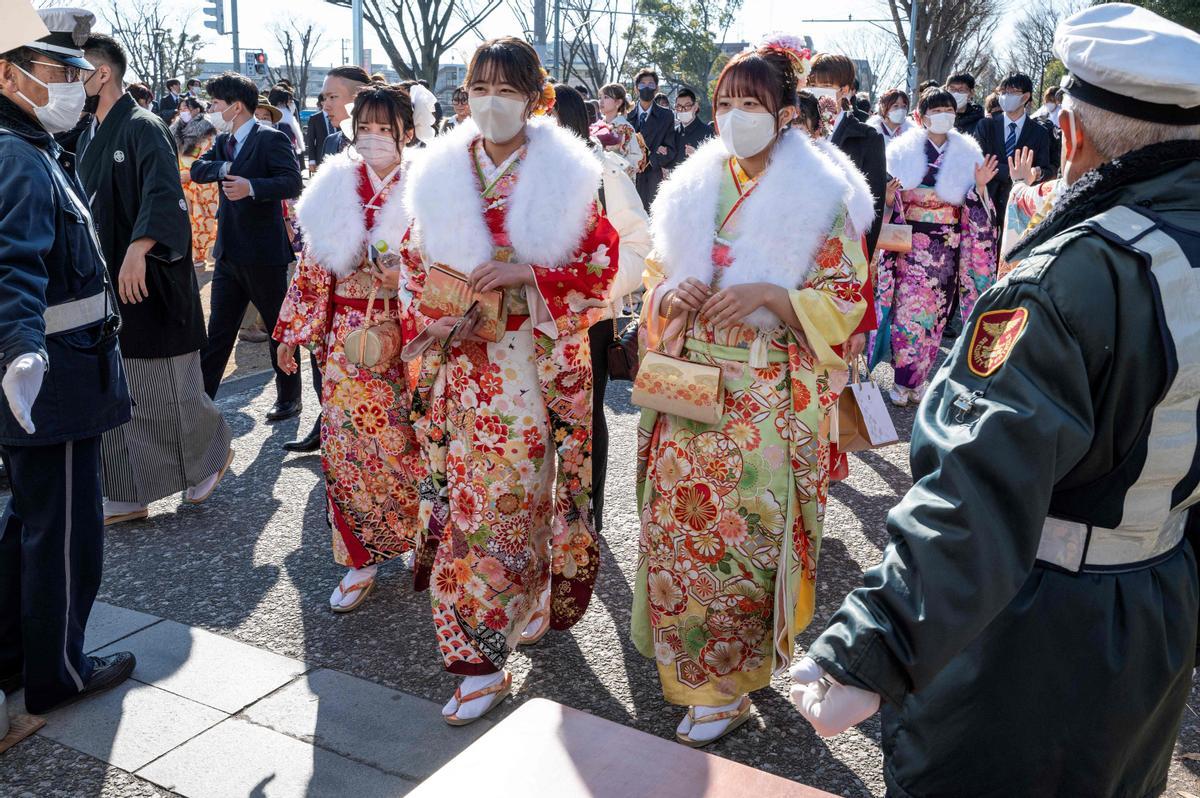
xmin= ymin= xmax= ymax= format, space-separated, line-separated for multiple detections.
xmin=755 ymin=32 xmax=813 ymax=82
xmin=534 ymin=67 xmax=557 ymax=116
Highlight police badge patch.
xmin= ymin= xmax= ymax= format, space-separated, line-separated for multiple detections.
xmin=967 ymin=308 xmax=1029 ymax=377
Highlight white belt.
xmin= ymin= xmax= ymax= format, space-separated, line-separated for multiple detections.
xmin=1036 ymin=512 xmax=1188 ymax=572
xmin=44 ymin=292 xmax=107 ymax=336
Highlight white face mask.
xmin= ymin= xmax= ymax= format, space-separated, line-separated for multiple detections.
xmin=924 ymin=112 xmax=955 ymax=135
xmin=807 ymin=86 xmax=839 ymax=102
xmin=1044 ymin=102 xmax=1057 ymax=113
xmin=206 ymin=107 xmax=233 ymax=133
xmin=998 ymin=93 xmax=1025 ymax=114
xmin=468 ymin=95 xmax=527 ymax=144
xmin=716 ymin=109 xmax=777 ymax=159
xmin=676 ymin=109 xmax=695 ymax=126
xmin=179 ymin=110 xmax=193 ymax=123
xmin=354 ymin=133 xmax=402 ymax=171
xmin=887 ymin=107 xmax=907 ymax=125
xmin=15 ymin=65 xmax=87 ymax=134
xmin=950 ymin=91 xmax=969 ymax=110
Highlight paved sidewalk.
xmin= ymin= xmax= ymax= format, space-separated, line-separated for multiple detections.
xmin=5 ymin=601 xmax=490 ymax=798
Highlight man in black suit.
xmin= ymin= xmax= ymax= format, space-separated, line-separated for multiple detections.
xmin=320 ymin=65 xmax=370 ymax=159
xmin=192 ymin=72 xmax=303 ymax=420
xmin=304 ymin=94 xmax=331 ymax=171
xmin=628 ymin=68 xmax=677 ymax=211
xmin=673 ymin=87 xmax=713 ymax=165
xmin=946 ymin=72 xmax=985 ymax=133
xmin=809 ymin=54 xmax=888 ymax=259
xmin=972 ymin=72 xmax=1053 ymax=215
xmin=158 ymin=78 xmax=181 ymax=123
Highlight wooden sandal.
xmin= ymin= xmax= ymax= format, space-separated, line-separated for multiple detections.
xmin=675 ymin=695 xmax=752 ymax=748
xmin=444 ymin=672 xmax=512 ymax=726
xmin=517 ymin=605 xmax=551 ymax=646
xmin=330 ymin=575 xmax=376 ymax=614
xmin=186 ymin=447 xmax=235 ymax=505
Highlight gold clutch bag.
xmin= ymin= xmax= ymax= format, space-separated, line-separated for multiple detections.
xmin=877 ymin=223 xmax=913 ymax=253
xmin=417 ymin=263 xmax=508 ymax=343
xmin=631 ymin=316 xmax=724 ymax=425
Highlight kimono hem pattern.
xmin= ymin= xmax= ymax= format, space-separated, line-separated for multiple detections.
xmin=408 ymin=136 xmax=619 ymax=675
xmin=633 ymin=154 xmax=867 ymax=706
xmin=180 ymin=153 xmax=218 ymax=264
xmin=274 ymin=160 xmax=424 ymax=568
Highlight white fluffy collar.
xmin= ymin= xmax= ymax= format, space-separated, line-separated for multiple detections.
xmin=650 ymin=130 xmax=868 ymax=329
xmin=867 ymin=115 xmax=915 ymax=141
xmin=295 ymin=151 xmax=413 ymax=277
xmin=887 ymin=127 xmax=983 ymax=206
xmin=403 ymin=117 xmax=602 ymax=273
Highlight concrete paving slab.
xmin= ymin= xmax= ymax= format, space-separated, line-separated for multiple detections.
xmin=37 ymin=679 xmax=225 ymax=772
xmin=85 ymin=602 xmax=161 ymax=652
xmin=241 ymin=667 xmax=491 ymax=780
xmin=94 ymin=620 xmax=307 ymax=713
xmin=138 ymin=717 xmax=412 ymax=797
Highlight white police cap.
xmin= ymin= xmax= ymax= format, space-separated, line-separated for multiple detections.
xmin=24 ymin=7 xmax=95 ymax=71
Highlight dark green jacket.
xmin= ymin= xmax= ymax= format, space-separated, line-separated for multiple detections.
xmin=809 ymin=140 xmax=1200 ymax=798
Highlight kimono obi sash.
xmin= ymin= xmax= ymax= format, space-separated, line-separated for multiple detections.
xmin=901 ymin=187 xmax=960 ymax=225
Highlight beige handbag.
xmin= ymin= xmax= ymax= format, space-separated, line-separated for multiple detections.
xmin=837 ymin=358 xmax=899 ymax=452
xmin=631 ymin=315 xmax=724 ymax=425
xmin=876 ymin=223 xmax=913 ymax=253
xmin=343 ymin=280 xmax=402 ymax=370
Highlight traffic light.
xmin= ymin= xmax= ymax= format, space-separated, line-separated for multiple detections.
xmin=254 ymin=52 xmax=267 ymax=75
xmin=202 ymin=0 xmax=225 ymax=35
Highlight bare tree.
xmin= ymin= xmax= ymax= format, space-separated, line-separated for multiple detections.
xmin=325 ymin=0 xmax=502 ymax=85
xmin=830 ymin=28 xmax=906 ymax=97
xmin=882 ymin=0 xmax=1001 ymax=87
xmin=1005 ymin=1 xmax=1080 ymax=98
xmin=103 ymin=0 xmax=204 ymax=97
xmin=269 ymin=21 xmax=325 ymax=109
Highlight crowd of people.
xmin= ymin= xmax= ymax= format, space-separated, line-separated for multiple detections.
xmin=3 ymin=2 xmax=1200 ymax=795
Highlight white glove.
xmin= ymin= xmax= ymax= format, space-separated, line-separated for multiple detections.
xmin=2 ymin=352 xmax=47 ymax=435
xmin=789 ymin=656 xmax=881 ymax=737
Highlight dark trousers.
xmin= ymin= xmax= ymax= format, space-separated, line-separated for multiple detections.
xmin=0 ymin=437 xmax=103 ymax=713
xmin=634 ymin=168 xmax=664 ymax=213
xmin=588 ymin=319 xmax=612 ymax=537
xmin=201 ymin=258 xmax=301 ymax=403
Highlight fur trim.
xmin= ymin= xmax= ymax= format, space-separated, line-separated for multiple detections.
xmin=650 ymin=129 xmax=855 ymax=329
xmin=403 ymin=117 xmax=602 ymax=273
xmin=867 ymin=115 xmax=914 ymax=141
xmin=295 ymin=151 xmax=412 ymax=278
xmin=813 ymin=137 xmax=876 ymax=239
xmin=887 ymin=126 xmax=983 ymax=206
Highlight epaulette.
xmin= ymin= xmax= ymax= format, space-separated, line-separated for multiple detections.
xmin=1006 ymin=227 xmax=1094 ymax=285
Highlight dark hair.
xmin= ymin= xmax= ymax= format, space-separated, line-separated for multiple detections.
xmin=466 ymin=36 xmax=544 ymax=103
xmin=276 ymin=78 xmax=293 ymax=88
xmin=676 ymin=87 xmax=698 ymax=104
xmin=600 ymin=82 xmax=631 ymax=114
xmin=795 ymin=90 xmax=821 ymax=135
xmin=351 ymin=82 xmax=415 ymax=152
xmin=878 ymin=87 xmax=909 ymax=114
xmin=327 ymin=65 xmax=371 ymax=85
xmin=82 ymin=34 xmax=128 ymax=81
xmin=809 ymin=53 xmax=856 ymax=90
xmin=918 ymin=79 xmax=939 ymax=93
xmin=1043 ymin=85 xmax=1063 ymax=103
xmin=633 ymin=68 xmax=658 ymax=86
xmin=166 ymin=78 xmax=181 ymax=90
xmin=552 ymin=84 xmax=591 ymax=143
xmin=653 ymin=92 xmax=669 ymax=108
xmin=127 ymin=82 xmax=154 ymax=105
xmin=1000 ymin=72 xmax=1034 ymax=97
xmin=584 ymin=98 xmax=600 ymax=123
xmin=945 ymin=72 xmax=976 ymax=91
xmin=267 ymin=86 xmax=293 ymax=107
xmin=205 ymin=71 xmax=259 ymax=113
xmin=918 ymin=88 xmax=956 ymax=115
xmin=574 ymin=83 xmax=589 ymax=96
xmin=984 ymin=92 xmax=1000 ymax=115
xmin=182 ymin=96 xmax=205 ymax=113
xmin=0 ymin=47 xmax=35 ymax=71
xmin=187 ymin=78 xmax=201 ymax=88
xmin=417 ymin=78 xmax=430 ymax=88
xmin=714 ymin=47 xmax=799 ymax=121
xmin=855 ymin=95 xmax=870 ymax=113
xmin=316 ymin=92 xmax=325 ymax=104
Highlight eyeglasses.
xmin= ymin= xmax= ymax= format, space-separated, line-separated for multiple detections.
xmin=674 ymin=104 xmax=696 ymax=112
xmin=29 ymin=59 xmax=86 ymax=83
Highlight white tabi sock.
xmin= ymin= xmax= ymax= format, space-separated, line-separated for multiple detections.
xmin=442 ymin=671 xmax=506 ymax=719
xmin=329 ymin=565 xmax=378 ymax=608
xmin=677 ymin=696 xmax=746 ymax=741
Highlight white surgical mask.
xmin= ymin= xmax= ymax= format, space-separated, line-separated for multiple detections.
xmin=716 ymin=109 xmax=777 ymax=159
xmin=887 ymin=107 xmax=907 ymax=125
xmin=950 ymin=91 xmax=969 ymax=110
xmin=354 ymin=133 xmax=402 ymax=171
xmin=206 ymin=107 xmax=233 ymax=133
xmin=676 ymin=109 xmax=696 ymax=126
xmin=179 ymin=110 xmax=193 ymax=123
xmin=807 ymin=87 xmax=839 ymax=102
xmin=925 ymin=112 xmax=955 ymax=135
xmin=468 ymin=95 xmax=527 ymax=144
xmin=998 ymin=93 xmax=1024 ymax=114
xmin=14 ymin=65 xmax=87 ymax=134
xmin=1044 ymin=102 xmax=1057 ymax=113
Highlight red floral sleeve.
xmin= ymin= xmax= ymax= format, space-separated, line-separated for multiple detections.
xmin=274 ymin=252 xmax=333 ymax=361
xmin=529 ymin=204 xmax=620 ymax=337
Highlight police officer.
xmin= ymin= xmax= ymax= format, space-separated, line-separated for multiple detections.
xmin=0 ymin=5 xmax=136 ymax=714
xmin=790 ymin=4 xmax=1200 ymax=796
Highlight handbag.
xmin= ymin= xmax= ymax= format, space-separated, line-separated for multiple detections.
xmin=876 ymin=222 xmax=913 ymax=253
xmin=417 ymin=263 xmax=508 ymax=343
xmin=836 ymin=358 xmax=899 ymax=452
xmin=606 ymin=316 xmax=639 ymax=381
xmin=631 ymin=314 xmax=724 ymax=425
xmin=343 ymin=280 xmax=402 ymax=370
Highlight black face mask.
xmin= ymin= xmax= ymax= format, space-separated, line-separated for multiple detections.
xmin=638 ymin=85 xmax=656 ymax=102
xmin=83 ymin=93 xmax=100 ymax=115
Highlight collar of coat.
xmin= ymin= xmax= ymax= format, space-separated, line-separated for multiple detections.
xmin=887 ymin=126 xmax=983 ymax=206
xmin=403 ymin=117 xmax=602 ymax=273
xmin=296 ymin=151 xmax=412 ymax=278
xmin=650 ymin=129 xmax=873 ymax=330
xmin=0 ymin=94 xmax=52 ymax=147
xmin=1007 ymin=139 xmax=1200 ymax=262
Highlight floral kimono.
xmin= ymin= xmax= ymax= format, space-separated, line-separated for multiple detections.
xmin=602 ymin=114 xmax=643 ymax=179
xmin=998 ymin=178 xmax=1061 ymax=278
xmin=179 ymin=152 xmax=217 ymax=264
xmin=403 ymin=119 xmax=619 ymax=675
xmin=632 ymin=131 xmax=869 ymax=706
xmin=273 ymin=152 xmax=424 ymax=568
xmin=869 ymin=127 xmax=997 ymax=389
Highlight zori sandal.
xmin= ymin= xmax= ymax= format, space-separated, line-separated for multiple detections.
xmin=444 ymin=672 xmax=513 ymax=726
xmin=675 ymin=695 xmax=753 ymax=747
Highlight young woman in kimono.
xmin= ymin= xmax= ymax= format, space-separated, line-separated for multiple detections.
xmin=633 ymin=41 xmax=871 ymax=746
xmin=172 ymin=101 xmax=218 ymax=268
xmin=998 ymin=145 xmax=1062 ymax=278
xmin=597 ymin=83 xmax=643 ymax=179
xmin=273 ymin=83 xmax=424 ymax=612
xmin=402 ymin=38 xmax=619 ymax=724
xmin=870 ymin=88 xmax=999 ymax=406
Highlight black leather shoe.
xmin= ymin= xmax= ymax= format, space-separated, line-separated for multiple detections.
xmin=266 ymin=399 xmax=302 ymax=422
xmin=283 ymin=419 xmax=321 ymax=453
xmin=27 ymin=652 xmax=136 ymax=714
xmin=0 ymin=671 xmax=22 ymax=695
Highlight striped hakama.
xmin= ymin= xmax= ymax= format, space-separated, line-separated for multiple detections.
xmin=101 ymin=352 xmax=232 ymax=504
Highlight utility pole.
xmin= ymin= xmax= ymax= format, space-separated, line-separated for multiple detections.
xmin=231 ymin=0 xmax=240 ymax=70
xmin=906 ymin=0 xmax=919 ymax=96
xmin=534 ymin=0 xmax=547 ymax=45
xmin=352 ymin=0 xmax=364 ymax=68
xmin=553 ymin=0 xmax=562 ymax=81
